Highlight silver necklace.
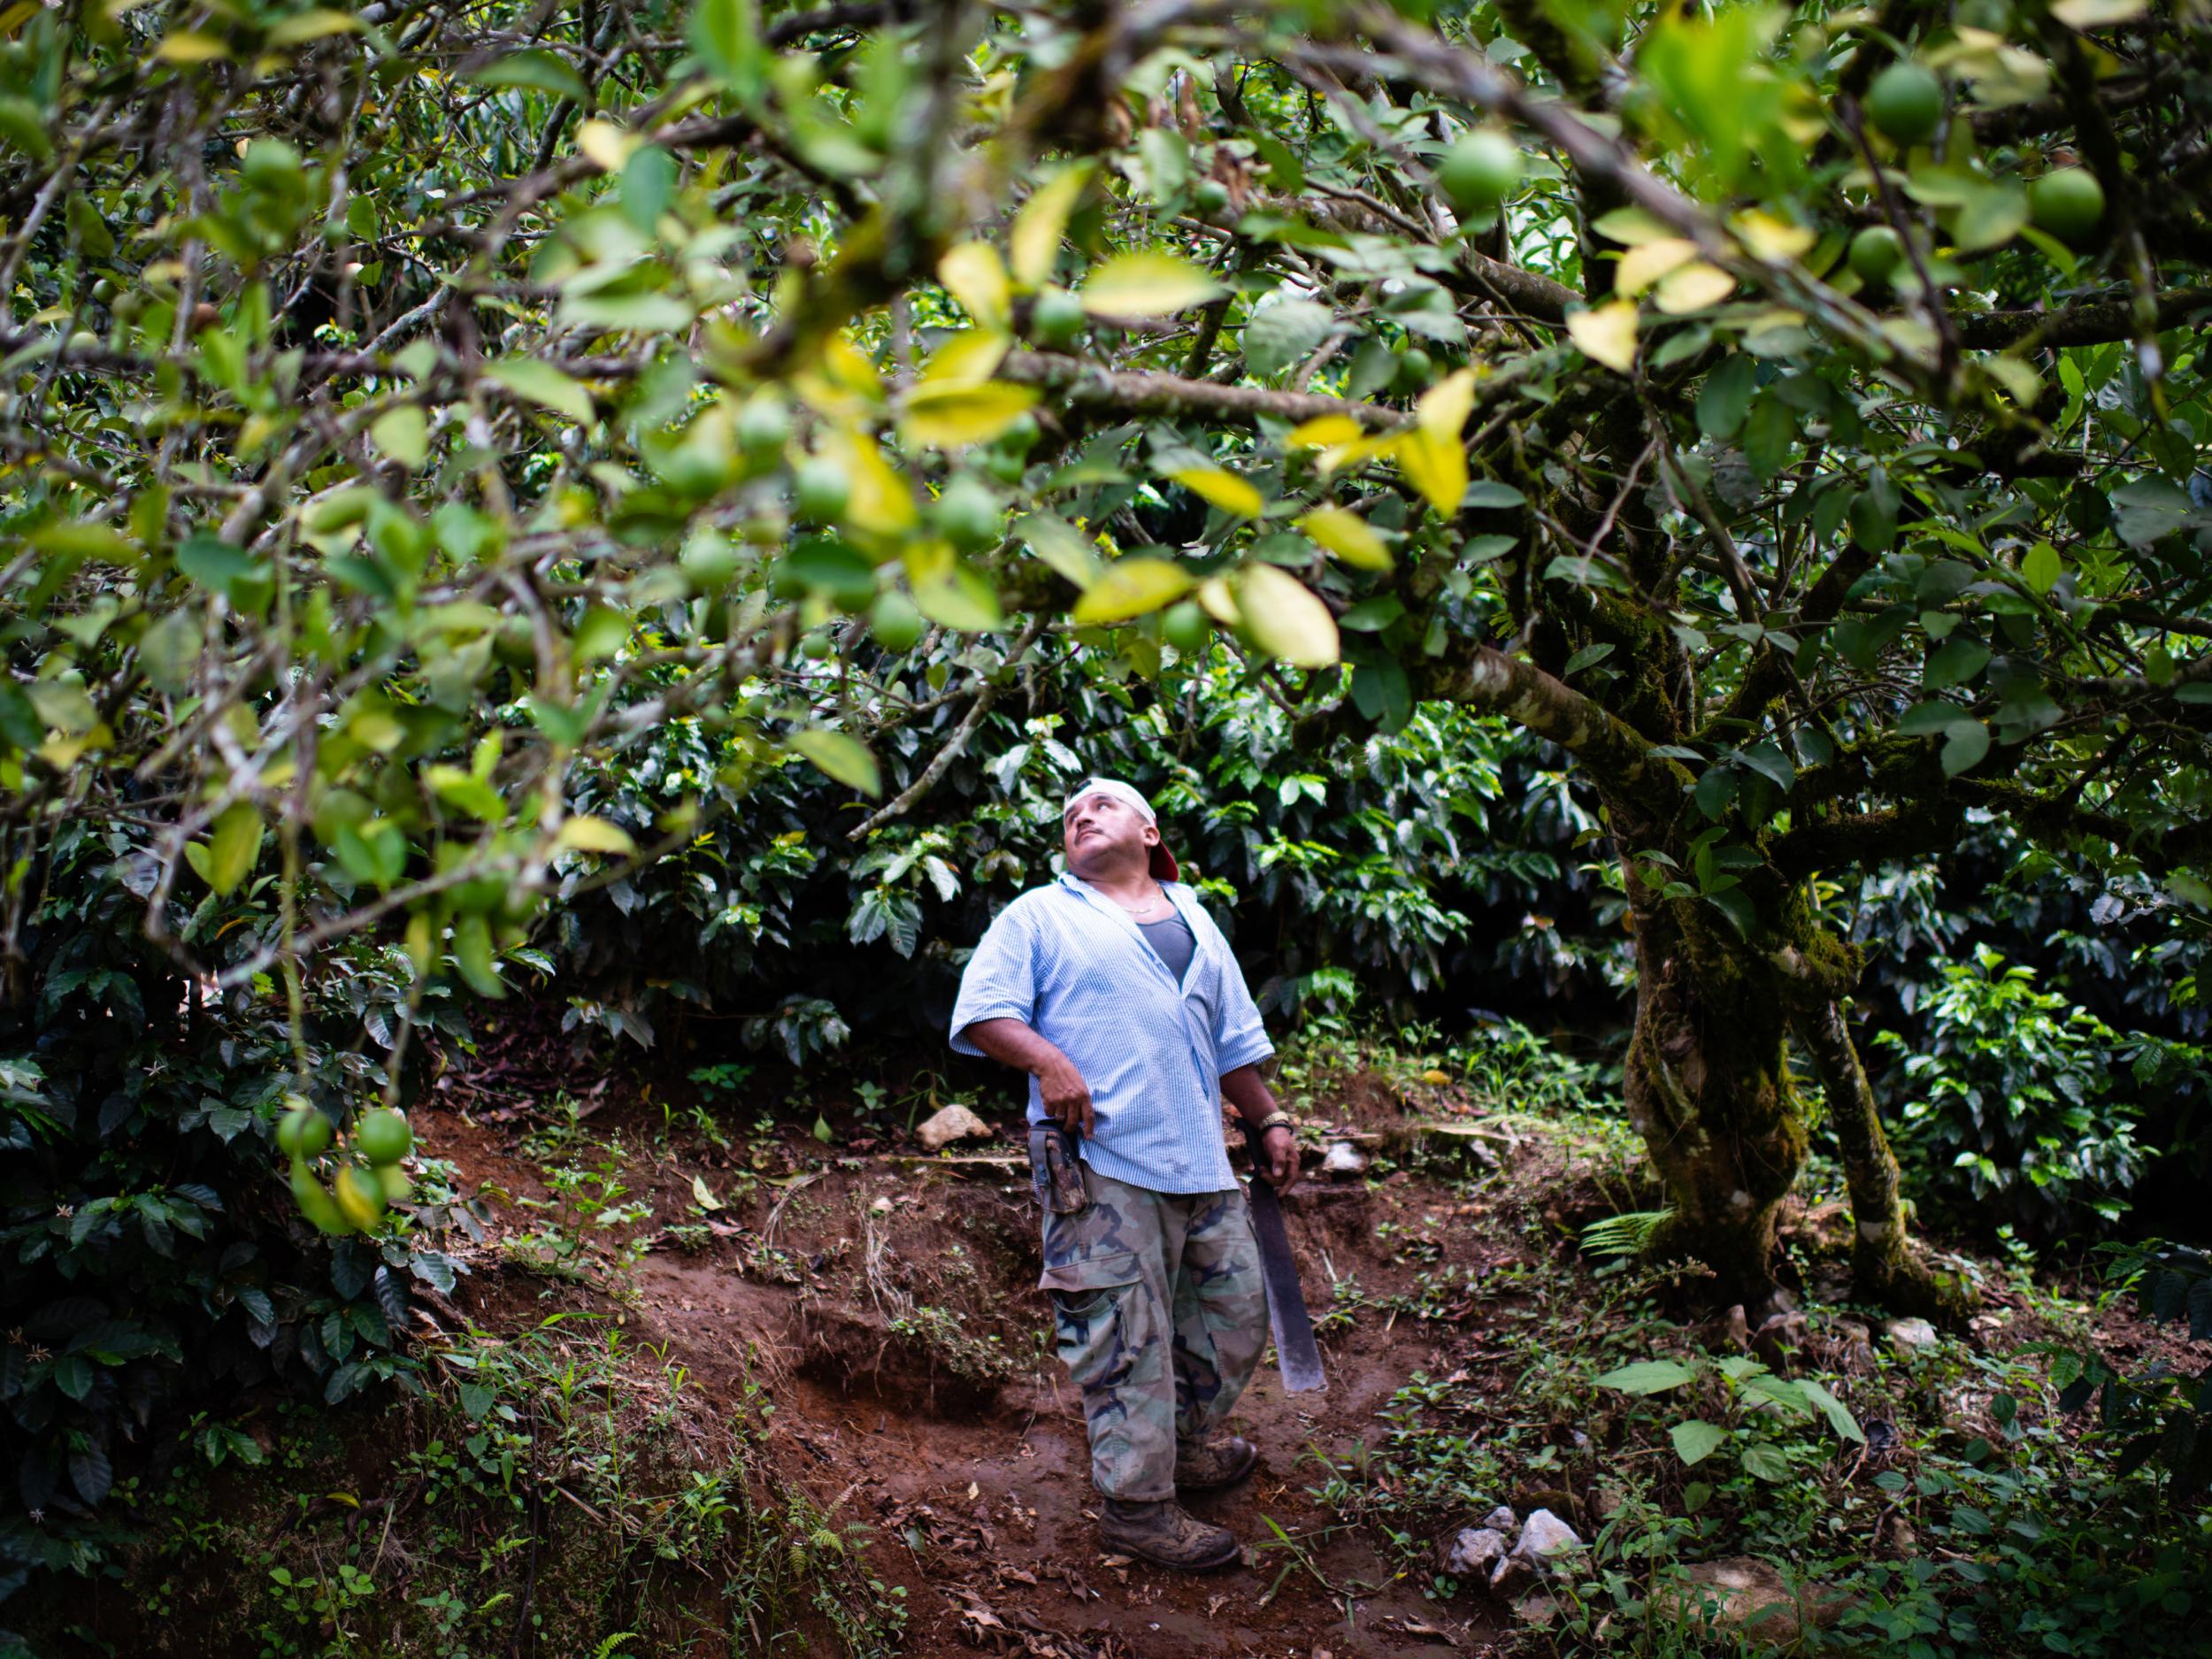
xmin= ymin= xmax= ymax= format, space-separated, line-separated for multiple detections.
xmin=1094 ymin=882 xmax=1167 ymax=916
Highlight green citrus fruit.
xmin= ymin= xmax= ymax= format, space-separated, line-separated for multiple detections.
xmin=933 ymin=474 xmax=1002 ymax=553
xmin=1395 ymin=348 xmax=1435 ymax=392
xmin=799 ymin=630 xmax=835 ymax=660
xmin=2029 ymin=168 xmax=2105 ymax=243
xmin=290 ymin=1159 xmax=351 ymax=1234
xmin=333 ymin=1164 xmax=388 ymax=1231
xmin=998 ymin=411 xmax=1041 ymax=456
xmin=277 ymin=1106 xmax=334 ymax=1158
xmin=1162 ymin=602 xmax=1210 ymax=654
xmin=89 ymin=278 xmax=117 ymax=305
xmin=794 ymin=456 xmax=851 ymax=525
xmin=1192 ymin=179 xmax=1230 ymax=214
xmin=1865 ymin=64 xmax=1943 ymax=146
xmin=1030 ymin=286 xmax=1086 ymax=349
xmin=870 ymin=590 xmax=926 ymax=652
xmin=735 ymin=395 xmax=791 ymax=465
xmin=1848 ymin=225 xmax=1906 ymax=286
xmin=1437 ymin=129 xmax=1523 ymax=217
xmin=680 ymin=533 xmax=741 ymax=595
xmin=356 ymin=1108 xmax=412 ymax=1166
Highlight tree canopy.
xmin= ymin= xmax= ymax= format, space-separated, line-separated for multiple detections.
xmin=8 ymin=0 xmax=2212 ymax=1386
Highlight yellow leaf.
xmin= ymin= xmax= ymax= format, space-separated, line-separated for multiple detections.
xmin=1010 ymin=165 xmax=1093 ymax=288
xmin=266 ymin=8 xmax=360 ymax=45
xmin=1417 ymin=367 xmax=1477 ymax=444
xmin=1286 ymin=415 xmax=1366 ymax=449
xmin=792 ymin=334 xmax=885 ymax=419
xmin=2049 ymin=0 xmax=2145 ymax=25
xmin=1394 ymin=428 xmax=1468 ymax=516
xmin=1590 ymin=206 xmax=1677 ymax=245
xmin=938 ymin=242 xmax=1011 ymax=330
xmin=1615 ymin=238 xmax=1699 ymax=298
xmin=1296 ymin=507 xmax=1393 ymax=571
xmin=919 ymin=329 xmax=1010 ymax=387
xmin=898 ymin=380 xmax=1040 ymax=448
xmin=1195 ymin=576 xmax=1240 ymax=625
xmin=575 ymin=119 xmax=639 ymax=174
xmin=556 ymin=815 xmax=637 ymax=856
xmin=820 ymin=428 xmax=918 ymax=534
xmin=1071 ymin=557 xmax=1194 ymax=624
xmin=1168 ymin=466 xmax=1264 ymax=518
xmin=1567 ymin=300 xmax=1639 ymax=374
xmin=904 ymin=541 xmax=1005 ymax=631
xmin=1235 ymin=565 xmax=1340 ymax=668
xmin=1732 ymin=210 xmax=1816 ymax=261
xmin=1079 ymin=250 xmax=1223 ymax=317
xmin=154 ymin=30 xmax=228 ymax=61
xmin=1654 ymin=261 xmax=1736 ymax=314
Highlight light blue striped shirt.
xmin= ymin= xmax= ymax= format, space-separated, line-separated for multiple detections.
xmin=949 ymin=872 xmax=1274 ymax=1194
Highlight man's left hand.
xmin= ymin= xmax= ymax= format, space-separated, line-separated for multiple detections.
xmin=1257 ymin=1125 xmax=1300 ymax=1194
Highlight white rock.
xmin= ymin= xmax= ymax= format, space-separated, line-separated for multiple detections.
xmin=1884 ymin=1316 xmax=1939 ymax=1351
xmin=1513 ymin=1509 xmax=1585 ymax=1566
xmin=1482 ymin=1504 xmax=1517 ymax=1532
xmin=917 ymin=1102 xmax=991 ymax=1154
xmin=1443 ymin=1526 xmax=1509 ymax=1578
xmin=1321 ymin=1141 xmax=1369 ymax=1176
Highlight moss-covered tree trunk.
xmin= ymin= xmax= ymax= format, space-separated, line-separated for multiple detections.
xmin=1797 ymin=999 xmax=1967 ymax=1322
xmin=1619 ymin=872 xmax=1809 ymax=1307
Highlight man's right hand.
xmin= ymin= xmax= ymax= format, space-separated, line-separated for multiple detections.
xmin=1036 ymin=1049 xmax=1094 ymax=1137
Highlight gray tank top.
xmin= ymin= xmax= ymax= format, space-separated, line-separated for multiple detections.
xmin=1136 ymin=911 xmax=1196 ymax=983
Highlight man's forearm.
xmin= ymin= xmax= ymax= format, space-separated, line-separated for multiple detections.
xmin=1220 ymin=1064 xmax=1280 ymax=1125
xmin=962 ymin=1017 xmax=1064 ymax=1075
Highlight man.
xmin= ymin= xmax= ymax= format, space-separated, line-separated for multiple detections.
xmin=949 ymin=777 xmax=1301 ymax=1571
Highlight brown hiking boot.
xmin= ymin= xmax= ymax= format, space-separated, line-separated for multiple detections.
xmin=1099 ymin=1498 xmax=1241 ymax=1571
xmin=1176 ymin=1434 xmax=1257 ymax=1493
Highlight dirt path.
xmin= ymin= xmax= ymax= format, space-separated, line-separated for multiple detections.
xmin=436 ymin=1085 xmax=1518 ymax=1658
xmin=632 ymin=1185 xmax=1495 ymax=1658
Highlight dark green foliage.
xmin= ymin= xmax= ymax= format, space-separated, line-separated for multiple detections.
xmin=0 ymin=826 xmax=476 ymax=1601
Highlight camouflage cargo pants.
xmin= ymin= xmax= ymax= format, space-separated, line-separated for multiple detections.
xmin=1038 ymin=1164 xmax=1268 ymax=1502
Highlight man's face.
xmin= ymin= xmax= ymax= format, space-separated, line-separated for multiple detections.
xmin=1063 ymin=790 xmax=1156 ymax=874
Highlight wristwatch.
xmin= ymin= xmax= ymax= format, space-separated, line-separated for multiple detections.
xmin=1256 ymin=1110 xmax=1295 ymax=1133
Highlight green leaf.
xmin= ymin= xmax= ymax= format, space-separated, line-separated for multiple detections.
xmin=205 ymin=803 xmax=264 ymax=895
xmin=1797 ymin=1377 xmax=1865 ymax=1444
xmin=1707 ymin=885 xmax=1758 ymax=940
xmin=1593 ymin=1359 xmax=1697 ymax=1395
xmin=485 ymin=359 xmax=595 ymax=426
xmin=1697 ymin=357 xmax=1755 ymax=439
xmin=1242 ymin=299 xmax=1333 ymax=378
xmin=688 ymin=0 xmax=766 ymax=98
xmin=1924 ymin=638 xmax=1992 ymax=690
xmin=370 ymin=405 xmax=429 ymax=470
xmin=1941 ymin=720 xmax=1992 ymax=775
xmin=1016 ymin=512 xmax=1102 ymax=588
xmin=2020 ymin=540 xmax=2062 ymax=595
xmin=1671 ymin=1419 xmax=1726 ymax=1466
xmin=452 ymin=912 xmax=504 ymax=998
xmin=1739 ymin=1442 xmax=1793 ymax=1482
xmin=789 ymin=730 xmax=882 ymax=797
xmin=469 ymin=50 xmax=590 ymax=105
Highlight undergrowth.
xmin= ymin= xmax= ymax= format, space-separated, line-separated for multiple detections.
xmin=1291 ymin=1029 xmax=2212 ymax=1659
xmin=16 ymin=1314 xmax=905 ymax=1659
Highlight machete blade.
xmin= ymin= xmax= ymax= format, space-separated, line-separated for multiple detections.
xmin=1246 ymin=1169 xmax=1326 ymax=1393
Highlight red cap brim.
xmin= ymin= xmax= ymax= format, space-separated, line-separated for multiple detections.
xmin=1148 ymin=842 xmax=1179 ymax=882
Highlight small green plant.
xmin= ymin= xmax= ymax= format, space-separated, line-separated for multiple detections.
xmin=1594 ymin=1350 xmax=1864 ymax=1491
